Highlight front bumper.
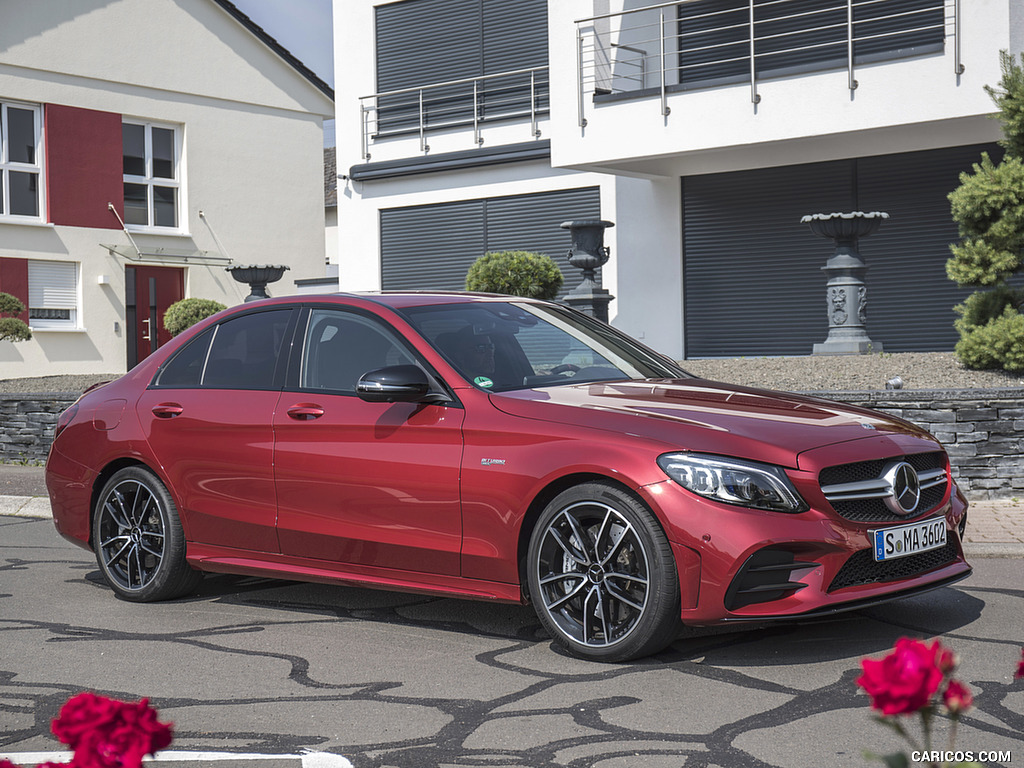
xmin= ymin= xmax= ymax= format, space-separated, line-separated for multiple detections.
xmin=640 ymin=448 xmax=970 ymax=626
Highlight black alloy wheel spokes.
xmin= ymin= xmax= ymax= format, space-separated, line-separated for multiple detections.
xmin=98 ymin=480 xmax=165 ymax=591
xmin=537 ymin=501 xmax=651 ymax=648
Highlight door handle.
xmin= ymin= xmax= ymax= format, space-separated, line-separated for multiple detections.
xmin=287 ymin=404 xmax=324 ymax=420
xmin=142 ymin=318 xmax=152 ymax=341
xmin=152 ymin=403 xmax=183 ymax=418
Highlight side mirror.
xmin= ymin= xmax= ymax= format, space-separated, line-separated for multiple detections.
xmin=356 ymin=365 xmax=447 ymax=404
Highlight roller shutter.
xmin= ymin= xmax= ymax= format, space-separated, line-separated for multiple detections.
xmin=374 ymin=0 xmax=548 ymax=133
xmin=381 ymin=187 xmax=601 ymax=293
xmin=683 ymin=144 xmax=998 ymax=357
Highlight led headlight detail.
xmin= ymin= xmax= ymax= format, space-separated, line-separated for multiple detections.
xmin=657 ymin=453 xmax=808 ymax=513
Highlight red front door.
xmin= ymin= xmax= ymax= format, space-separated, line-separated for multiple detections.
xmin=126 ymin=266 xmax=184 ymax=368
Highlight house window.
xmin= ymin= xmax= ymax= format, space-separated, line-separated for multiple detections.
xmin=0 ymin=101 xmax=43 ymax=220
xmin=122 ymin=121 xmax=180 ymax=229
xmin=28 ymin=260 xmax=78 ymax=329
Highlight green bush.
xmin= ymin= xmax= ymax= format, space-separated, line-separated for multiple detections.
xmin=163 ymin=298 xmax=226 ymax=337
xmin=465 ymin=250 xmax=563 ymax=300
xmin=954 ymin=304 xmax=1024 ymax=372
xmin=947 ymin=51 xmax=1024 ymax=372
xmin=0 ymin=292 xmax=31 ymax=343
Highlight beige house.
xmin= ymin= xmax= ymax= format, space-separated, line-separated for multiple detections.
xmin=0 ymin=0 xmax=334 ymax=377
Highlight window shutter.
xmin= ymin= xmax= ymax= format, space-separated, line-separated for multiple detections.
xmin=29 ymin=260 xmax=77 ymax=310
xmin=44 ymin=104 xmax=123 ymax=229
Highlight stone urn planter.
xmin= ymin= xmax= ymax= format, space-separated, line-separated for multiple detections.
xmin=226 ymin=264 xmax=290 ymax=302
xmin=801 ymin=211 xmax=888 ymax=355
xmin=560 ymin=219 xmax=615 ymax=323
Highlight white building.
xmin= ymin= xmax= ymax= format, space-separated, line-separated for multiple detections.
xmin=0 ymin=0 xmax=334 ymax=377
xmin=334 ymin=0 xmax=1022 ymax=359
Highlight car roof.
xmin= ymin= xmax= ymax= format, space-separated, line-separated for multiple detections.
xmin=307 ymin=291 xmax=535 ymax=309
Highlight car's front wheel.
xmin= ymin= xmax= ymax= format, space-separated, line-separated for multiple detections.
xmin=527 ymin=482 xmax=681 ymax=662
xmin=92 ymin=466 xmax=202 ymax=601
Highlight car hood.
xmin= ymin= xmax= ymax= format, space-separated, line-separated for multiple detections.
xmin=490 ymin=378 xmax=937 ymax=468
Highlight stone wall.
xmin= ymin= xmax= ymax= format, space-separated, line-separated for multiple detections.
xmin=2 ymin=388 xmax=1022 ymax=499
xmin=0 ymin=394 xmax=68 ymax=464
xmin=825 ymin=388 xmax=1024 ymax=500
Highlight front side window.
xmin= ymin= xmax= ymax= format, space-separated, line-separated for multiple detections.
xmin=123 ymin=121 xmax=180 ymax=229
xmin=1 ymin=102 xmax=43 ymax=221
xmin=28 ymin=260 xmax=78 ymax=329
xmin=300 ymin=309 xmax=418 ymax=393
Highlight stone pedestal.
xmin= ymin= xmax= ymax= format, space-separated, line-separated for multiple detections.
xmin=801 ymin=212 xmax=888 ymax=355
xmin=560 ymin=219 xmax=615 ymax=323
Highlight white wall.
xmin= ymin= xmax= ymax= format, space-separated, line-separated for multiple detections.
xmin=0 ymin=0 xmax=332 ymax=378
xmin=549 ymin=0 xmax=1009 ymax=177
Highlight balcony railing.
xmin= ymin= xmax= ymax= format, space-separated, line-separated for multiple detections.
xmin=575 ymin=0 xmax=962 ymax=126
xmin=359 ymin=67 xmax=549 ymax=160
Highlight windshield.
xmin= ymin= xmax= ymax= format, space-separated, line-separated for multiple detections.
xmin=399 ymin=301 xmax=688 ymax=392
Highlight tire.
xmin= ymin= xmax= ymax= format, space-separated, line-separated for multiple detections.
xmin=527 ymin=482 xmax=681 ymax=662
xmin=92 ymin=466 xmax=203 ymax=602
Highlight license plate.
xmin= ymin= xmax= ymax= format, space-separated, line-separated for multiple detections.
xmin=872 ymin=518 xmax=946 ymax=562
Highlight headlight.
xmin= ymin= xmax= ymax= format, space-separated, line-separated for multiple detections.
xmin=657 ymin=452 xmax=807 ymax=513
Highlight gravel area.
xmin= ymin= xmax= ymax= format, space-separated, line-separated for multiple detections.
xmin=682 ymin=352 xmax=1024 ymax=393
xmin=1 ymin=352 xmax=1023 ymax=395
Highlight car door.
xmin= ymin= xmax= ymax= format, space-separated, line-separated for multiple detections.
xmin=272 ymin=306 xmax=465 ymax=575
xmin=138 ymin=307 xmax=295 ymax=553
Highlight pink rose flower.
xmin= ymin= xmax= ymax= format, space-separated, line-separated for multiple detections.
xmin=856 ymin=637 xmax=947 ymax=716
xmin=943 ymin=679 xmax=973 ymax=714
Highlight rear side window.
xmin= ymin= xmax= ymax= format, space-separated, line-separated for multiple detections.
xmin=154 ymin=309 xmax=292 ymax=390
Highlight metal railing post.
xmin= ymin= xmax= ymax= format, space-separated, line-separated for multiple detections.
xmin=530 ymin=70 xmax=540 ymax=137
xmin=847 ymin=0 xmax=858 ymax=91
xmin=749 ymin=0 xmax=760 ymax=104
xmin=954 ymin=0 xmax=964 ymax=75
xmin=418 ymin=89 xmax=429 ymax=153
xmin=473 ymin=79 xmax=482 ymax=145
xmin=577 ymin=26 xmax=588 ymax=128
xmin=360 ymin=100 xmax=371 ymax=160
xmin=660 ymin=11 xmax=670 ymax=116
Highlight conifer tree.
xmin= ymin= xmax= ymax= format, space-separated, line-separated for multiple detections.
xmin=947 ymin=51 xmax=1024 ymax=372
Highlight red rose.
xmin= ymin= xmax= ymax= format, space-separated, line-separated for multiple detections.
xmin=943 ymin=679 xmax=973 ymax=714
xmin=50 ymin=693 xmax=172 ymax=768
xmin=856 ymin=638 xmax=946 ymax=716
xmin=1016 ymin=648 xmax=1024 ymax=680
xmin=52 ymin=692 xmax=121 ymax=749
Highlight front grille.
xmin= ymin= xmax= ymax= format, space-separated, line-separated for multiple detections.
xmin=828 ymin=539 xmax=959 ymax=592
xmin=820 ymin=451 xmax=948 ymax=523
xmin=830 ymin=484 xmax=948 ymax=524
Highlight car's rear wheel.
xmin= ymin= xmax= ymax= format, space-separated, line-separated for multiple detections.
xmin=92 ymin=466 xmax=202 ymax=601
xmin=527 ymin=482 xmax=681 ymax=662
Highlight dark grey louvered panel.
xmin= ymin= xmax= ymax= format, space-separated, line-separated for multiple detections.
xmin=486 ymin=187 xmax=601 ymax=295
xmin=380 ymin=187 xmax=601 ymax=295
xmin=381 ymin=199 xmax=485 ymax=291
xmin=676 ymin=0 xmax=944 ymax=86
xmin=856 ymin=144 xmax=1002 ymax=352
xmin=375 ymin=0 xmax=549 ymax=131
xmin=683 ymin=144 xmax=1002 ymax=358
xmin=375 ymin=0 xmax=483 ymax=92
xmin=684 ymin=161 xmax=855 ymax=358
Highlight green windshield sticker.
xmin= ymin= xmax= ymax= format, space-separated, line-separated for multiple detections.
xmin=474 ymin=376 xmax=494 ymax=388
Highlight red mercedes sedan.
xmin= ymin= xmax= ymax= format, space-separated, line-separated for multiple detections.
xmin=46 ymin=293 xmax=971 ymax=661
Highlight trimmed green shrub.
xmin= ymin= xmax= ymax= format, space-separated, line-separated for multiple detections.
xmin=163 ymin=298 xmax=226 ymax=336
xmin=954 ymin=303 xmax=1024 ymax=372
xmin=947 ymin=51 xmax=1024 ymax=372
xmin=465 ymin=250 xmax=563 ymax=300
xmin=0 ymin=292 xmax=31 ymax=343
